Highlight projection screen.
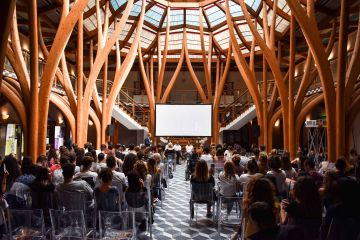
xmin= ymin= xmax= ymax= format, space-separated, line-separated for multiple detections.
xmin=155 ymin=104 xmax=212 ymax=137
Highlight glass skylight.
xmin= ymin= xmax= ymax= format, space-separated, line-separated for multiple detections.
xmin=111 ymin=0 xmax=126 ymax=10
xmin=145 ymin=5 xmax=165 ymax=27
xmin=205 ymin=5 xmax=226 ymax=27
xmin=170 ymin=9 xmax=184 ymax=26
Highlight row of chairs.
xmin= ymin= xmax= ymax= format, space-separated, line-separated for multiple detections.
xmin=3 ymin=208 xmax=140 ymax=240
xmin=189 ymin=182 xmax=243 ymax=236
xmin=2 ymin=188 xmax=153 ymax=239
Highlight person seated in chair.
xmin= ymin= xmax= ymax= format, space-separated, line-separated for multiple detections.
xmin=247 ymin=202 xmax=304 ymax=240
xmin=55 ymin=163 xmax=94 ymax=211
xmin=74 ymin=156 xmax=98 ymax=188
xmin=94 ymin=168 xmax=120 ymax=211
xmin=190 ymin=160 xmax=215 ymax=218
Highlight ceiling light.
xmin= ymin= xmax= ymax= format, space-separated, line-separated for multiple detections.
xmin=275 ymin=120 xmax=280 ymax=127
xmin=89 ymin=120 xmax=94 ymax=126
xmin=2 ymin=113 xmax=9 ymax=120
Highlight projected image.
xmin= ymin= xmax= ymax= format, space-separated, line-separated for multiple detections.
xmin=155 ymin=104 xmax=212 ymax=137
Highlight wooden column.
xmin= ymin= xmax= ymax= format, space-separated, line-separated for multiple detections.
xmin=336 ymin=0 xmax=348 ymax=157
xmin=262 ymin=57 xmax=268 ymax=151
xmin=0 ymin=0 xmax=15 ymax=84
xmin=76 ymin=12 xmax=84 ymax=147
xmin=101 ymin=58 xmax=108 ymax=145
xmin=288 ymin=15 xmax=296 ymax=159
xmin=28 ymin=0 xmax=39 ymax=161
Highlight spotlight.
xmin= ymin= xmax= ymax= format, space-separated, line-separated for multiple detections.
xmin=89 ymin=120 xmax=94 ymax=126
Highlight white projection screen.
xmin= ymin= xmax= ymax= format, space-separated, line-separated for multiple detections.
xmin=155 ymin=104 xmax=212 ymax=137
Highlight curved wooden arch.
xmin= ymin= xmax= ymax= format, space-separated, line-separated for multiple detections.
xmin=89 ymin=108 xmax=101 ymax=150
xmin=295 ymin=94 xmax=324 ymax=154
xmin=161 ymin=36 xmax=186 ymax=103
xmin=238 ymin=0 xmax=289 ymax=150
xmin=138 ymin=43 xmax=155 ymax=135
xmin=285 ymin=0 xmax=336 ymax=161
xmin=49 ymin=93 xmax=76 ymax=141
xmin=224 ymin=0 xmax=263 ymax=136
xmin=105 ymin=0 xmax=146 ymax=125
xmin=83 ymin=0 xmax=134 ymax=115
xmin=183 ymin=30 xmax=207 ymax=103
xmin=38 ymin=0 xmax=90 ymax=154
xmin=345 ymin=89 xmax=360 ymax=153
xmin=213 ymin=45 xmax=232 ymax=143
xmin=345 ymin=9 xmax=360 ymax=110
xmin=0 ymin=83 xmax=28 ymax=153
xmin=156 ymin=8 xmax=170 ymax=102
xmin=199 ymin=8 xmax=212 ymax=102
xmin=268 ymin=108 xmax=282 ymax=151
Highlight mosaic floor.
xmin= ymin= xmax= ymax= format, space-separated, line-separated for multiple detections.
xmin=151 ymin=163 xmax=238 ymax=240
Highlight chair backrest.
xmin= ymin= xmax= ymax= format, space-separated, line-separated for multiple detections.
xmin=125 ymin=190 xmax=151 ymax=212
xmin=7 ymin=209 xmax=45 ymax=239
xmin=49 ymin=209 xmax=86 ymax=239
xmin=326 ymin=217 xmax=360 ymax=240
xmin=55 ymin=189 xmax=86 ymax=212
xmin=190 ymin=182 xmax=214 ymax=202
xmin=98 ymin=211 xmax=135 ymax=239
xmin=95 ymin=189 xmax=121 ymax=212
xmin=79 ymin=177 xmax=96 ymax=189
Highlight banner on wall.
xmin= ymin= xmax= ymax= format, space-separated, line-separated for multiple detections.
xmin=5 ymin=124 xmax=17 ymax=156
xmin=54 ymin=126 xmax=64 ymax=150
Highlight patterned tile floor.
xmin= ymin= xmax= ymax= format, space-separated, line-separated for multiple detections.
xmin=151 ymin=163 xmax=238 ymax=240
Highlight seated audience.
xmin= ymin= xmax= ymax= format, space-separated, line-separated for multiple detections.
xmin=36 ymin=155 xmax=48 ymax=168
xmin=52 ymin=156 xmax=69 ymax=185
xmin=17 ymin=156 xmax=37 ymax=186
xmin=239 ymin=159 xmax=259 ymax=192
xmin=240 ymin=176 xmax=278 ymax=239
xmin=247 ymin=202 xmax=304 ymax=240
xmin=106 ymin=156 xmax=127 ymax=189
xmin=218 ymin=161 xmax=240 ymax=214
xmin=321 ymin=177 xmax=360 ymax=240
xmin=74 ymin=156 xmax=98 ymax=188
xmin=231 ymin=154 xmax=244 ymax=176
xmin=303 ymin=159 xmax=323 ymax=188
xmin=190 ymin=160 xmax=215 ymax=218
xmin=0 ymin=155 xmax=20 ymax=191
xmin=97 ymin=153 xmax=106 ymax=172
xmin=267 ymin=155 xmax=286 ymax=195
xmin=200 ymin=146 xmax=213 ymax=164
xmin=122 ymin=153 xmax=138 ymax=176
xmin=281 ymin=176 xmax=322 ymax=239
xmin=258 ymin=154 xmax=269 ymax=175
xmin=281 ymin=152 xmax=297 ymax=180
xmin=240 ymin=148 xmax=250 ymax=167
xmin=94 ymin=168 xmax=120 ymax=211
xmin=55 ymin=163 xmax=94 ymax=210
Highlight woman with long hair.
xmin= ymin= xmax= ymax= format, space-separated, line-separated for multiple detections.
xmin=190 ymin=160 xmax=215 ymax=218
xmin=231 ymin=176 xmax=277 ymax=239
xmin=281 ymin=176 xmax=322 ymax=239
xmin=122 ymin=153 xmax=138 ymax=176
xmin=218 ymin=161 xmax=240 ymax=214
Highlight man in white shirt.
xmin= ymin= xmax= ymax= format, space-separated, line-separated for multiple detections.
xmin=74 ymin=156 xmax=98 ymax=186
xmin=239 ymin=149 xmax=251 ymax=167
xmin=105 ymin=156 xmax=127 ymax=189
xmin=185 ymin=142 xmax=194 ymax=154
xmin=200 ymin=146 xmax=213 ymax=165
xmin=239 ymin=160 xmax=259 ymax=192
xmin=174 ymin=142 xmax=182 ymax=164
xmin=56 ymin=163 xmax=94 ymax=210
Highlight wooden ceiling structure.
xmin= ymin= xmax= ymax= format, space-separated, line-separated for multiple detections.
xmin=0 ymin=0 xmax=359 ymax=162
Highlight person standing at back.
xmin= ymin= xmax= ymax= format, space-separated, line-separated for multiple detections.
xmin=144 ymin=133 xmax=152 ymax=147
xmin=174 ymin=142 xmax=182 ymax=164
